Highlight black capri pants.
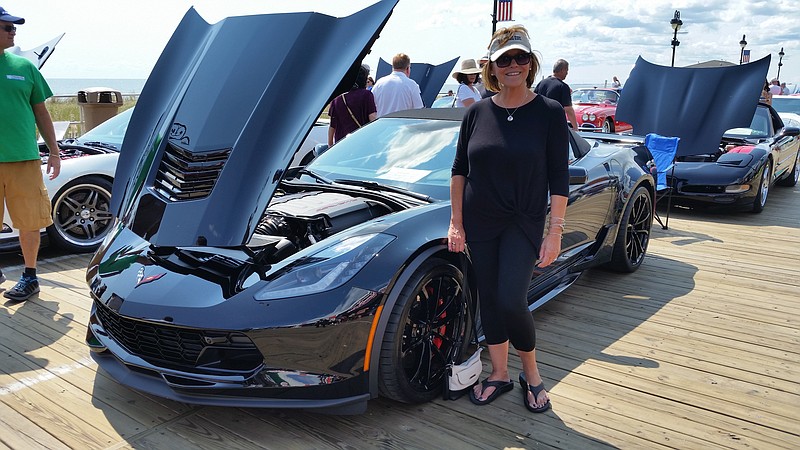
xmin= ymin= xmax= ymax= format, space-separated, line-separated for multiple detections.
xmin=469 ymin=222 xmax=542 ymax=352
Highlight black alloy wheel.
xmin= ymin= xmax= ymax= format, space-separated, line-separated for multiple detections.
xmin=607 ymin=186 xmax=652 ymax=272
xmin=378 ymin=258 xmax=472 ymax=403
xmin=47 ymin=175 xmax=114 ymax=252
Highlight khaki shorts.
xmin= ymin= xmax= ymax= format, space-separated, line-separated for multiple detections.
xmin=0 ymin=160 xmax=53 ymax=232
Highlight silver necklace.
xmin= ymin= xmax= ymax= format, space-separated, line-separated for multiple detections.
xmin=501 ymin=92 xmax=529 ymax=121
xmin=504 ymin=106 xmax=520 ymax=122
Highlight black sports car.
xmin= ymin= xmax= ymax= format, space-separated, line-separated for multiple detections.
xmin=85 ymin=2 xmax=655 ymax=414
xmin=669 ymin=103 xmax=800 ymax=212
xmin=618 ymin=56 xmax=800 ymax=212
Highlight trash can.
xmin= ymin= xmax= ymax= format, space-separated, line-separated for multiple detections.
xmin=77 ymin=87 xmax=123 ymax=132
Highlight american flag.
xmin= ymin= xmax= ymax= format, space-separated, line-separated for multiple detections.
xmin=497 ymin=0 xmax=513 ymax=22
xmin=742 ymin=49 xmax=750 ymax=63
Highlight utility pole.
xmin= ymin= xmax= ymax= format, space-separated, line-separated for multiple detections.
xmin=491 ymin=0 xmax=498 ymax=37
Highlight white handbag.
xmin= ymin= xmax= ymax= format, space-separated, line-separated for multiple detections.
xmin=443 ymin=250 xmax=483 ymax=400
xmin=448 ymin=346 xmax=483 ymax=391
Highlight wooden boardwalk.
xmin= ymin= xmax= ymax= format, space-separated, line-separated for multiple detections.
xmin=1 ymin=186 xmax=799 ymax=449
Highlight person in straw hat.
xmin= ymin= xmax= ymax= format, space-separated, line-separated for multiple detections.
xmin=452 ymin=58 xmax=483 ymax=108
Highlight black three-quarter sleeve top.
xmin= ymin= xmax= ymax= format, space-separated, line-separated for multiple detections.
xmin=451 ymin=94 xmax=570 ymax=245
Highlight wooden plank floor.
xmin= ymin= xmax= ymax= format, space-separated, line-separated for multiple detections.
xmin=2 ymin=186 xmax=799 ymax=449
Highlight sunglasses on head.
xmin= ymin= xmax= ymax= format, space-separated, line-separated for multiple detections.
xmin=2 ymin=25 xmax=16 ymax=32
xmin=495 ymin=52 xmax=531 ymax=68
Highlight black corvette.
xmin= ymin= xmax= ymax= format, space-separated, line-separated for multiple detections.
xmin=85 ymin=2 xmax=655 ymax=413
xmin=618 ymin=56 xmax=800 ymax=212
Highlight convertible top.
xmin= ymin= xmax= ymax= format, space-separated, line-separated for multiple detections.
xmin=617 ymin=56 xmax=770 ymax=157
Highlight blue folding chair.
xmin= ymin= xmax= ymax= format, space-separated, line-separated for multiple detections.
xmin=645 ymin=133 xmax=680 ymax=229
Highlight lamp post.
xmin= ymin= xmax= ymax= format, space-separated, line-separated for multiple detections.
xmin=777 ymin=47 xmax=785 ymax=80
xmin=739 ymin=34 xmax=747 ymax=65
xmin=670 ymin=10 xmax=682 ymax=67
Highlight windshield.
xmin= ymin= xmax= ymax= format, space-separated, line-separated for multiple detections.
xmin=572 ymin=89 xmax=618 ymax=105
xmin=75 ymin=107 xmax=134 ymax=148
xmin=724 ymin=106 xmax=773 ymax=139
xmin=771 ymin=97 xmax=800 ymax=115
xmin=306 ymin=117 xmax=460 ymax=200
xmin=306 ymin=116 xmax=583 ymax=200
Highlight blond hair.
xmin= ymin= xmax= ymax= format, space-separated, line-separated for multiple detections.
xmin=482 ymin=25 xmax=539 ymax=93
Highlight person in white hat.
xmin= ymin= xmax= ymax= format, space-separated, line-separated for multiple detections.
xmin=452 ymin=58 xmax=483 ymax=108
xmin=449 ymin=24 xmax=568 ymax=414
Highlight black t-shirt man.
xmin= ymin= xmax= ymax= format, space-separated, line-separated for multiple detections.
xmin=534 ymin=60 xmax=578 ymax=129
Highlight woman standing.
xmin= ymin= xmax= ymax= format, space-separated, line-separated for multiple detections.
xmin=449 ymin=25 xmax=569 ymax=413
xmin=327 ymin=64 xmax=377 ymax=146
xmin=452 ymin=59 xmax=483 ymax=108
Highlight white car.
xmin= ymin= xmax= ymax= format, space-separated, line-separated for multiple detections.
xmin=1 ymin=108 xmax=330 ymax=253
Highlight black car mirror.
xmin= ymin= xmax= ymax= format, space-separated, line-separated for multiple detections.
xmin=569 ymin=166 xmax=589 ymax=184
xmin=779 ymin=126 xmax=800 ymax=137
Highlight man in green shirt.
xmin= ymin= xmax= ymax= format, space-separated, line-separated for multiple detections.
xmin=1 ymin=5 xmax=61 ymax=301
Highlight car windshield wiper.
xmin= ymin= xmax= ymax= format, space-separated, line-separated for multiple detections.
xmin=77 ymin=141 xmax=120 ymax=151
xmin=283 ymin=166 xmax=333 ymax=184
xmin=333 ymin=179 xmax=432 ymax=202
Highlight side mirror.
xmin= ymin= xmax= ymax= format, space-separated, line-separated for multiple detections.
xmin=313 ymin=143 xmax=330 ymax=158
xmin=779 ymin=126 xmax=800 ymax=137
xmin=568 ymin=166 xmax=588 ymax=185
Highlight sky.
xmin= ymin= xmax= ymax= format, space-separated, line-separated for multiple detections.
xmin=5 ymin=0 xmax=799 ymax=87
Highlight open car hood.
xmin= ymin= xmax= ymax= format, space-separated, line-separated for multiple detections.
xmin=616 ymin=56 xmax=770 ymax=157
xmin=376 ymin=56 xmax=459 ymax=107
xmin=111 ymin=1 xmax=397 ymax=247
xmin=9 ymin=33 xmax=65 ymax=69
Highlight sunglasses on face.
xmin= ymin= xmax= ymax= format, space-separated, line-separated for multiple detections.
xmin=2 ymin=25 xmax=16 ymax=32
xmin=495 ymin=52 xmax=531 ymax=68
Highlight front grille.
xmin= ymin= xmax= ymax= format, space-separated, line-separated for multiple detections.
xmin=154 ymin=143 xmax=231 ymax=201
xmin=94 ymin=299 xmax=262 ymax=372
xmin=679 ymin=185 xmax=725 ymax=194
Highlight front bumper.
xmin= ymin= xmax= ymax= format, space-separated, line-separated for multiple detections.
xmin=87 ymin=303 xmax=372 ymax=414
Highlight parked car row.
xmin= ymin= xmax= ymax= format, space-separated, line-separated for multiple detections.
xmin=9 ymin=3 xmax=795 ymax=416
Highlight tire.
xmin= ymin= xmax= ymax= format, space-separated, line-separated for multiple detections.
xmin=606 ymin=186 xmax=652 ymax=273
xmin=47 ymin=176 xmax=114 ymax=253
xmin=602 ymin=118 xmax=614 ymax=133
xmin=751 ymin=161 xmax=771 ymax=213
xmin=776 ymin=150 xmax=799 ymax=187
xmin=378 ymin=258 xmax=473 ymax=403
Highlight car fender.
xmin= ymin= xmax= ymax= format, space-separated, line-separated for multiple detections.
xmin=366 ymin=242 xmax=453 ymax=397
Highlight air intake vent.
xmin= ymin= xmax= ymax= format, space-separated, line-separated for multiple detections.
xmin=154 ymin=143 xmax=231 ymax=201
xmin=94 ymin=299 xmax=262 ymax=372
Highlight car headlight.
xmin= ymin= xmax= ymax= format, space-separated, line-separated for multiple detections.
xmin=255 ymin=233 xmax=395 ymax=300
xmin=582 ymin=113 xmax=589 ymax=121
xmin=589 ymin=113 xmax=596 ymax=121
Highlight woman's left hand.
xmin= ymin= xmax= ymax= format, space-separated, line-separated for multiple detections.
xmin=537 ymin=233 xmax=561 ymax=267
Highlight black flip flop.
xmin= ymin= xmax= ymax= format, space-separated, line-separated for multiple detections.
xmin=469 ymin=378 xmax=514 ymax=405
xmin=519 ymin=373 xmax=551 ymax=413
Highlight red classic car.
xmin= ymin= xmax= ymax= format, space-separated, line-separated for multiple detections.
xmin=571 ymin=88 xmax=632 ymax=133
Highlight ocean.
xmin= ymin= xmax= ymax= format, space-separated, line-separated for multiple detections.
xmin=48 ymin=78 xmax=147 ymax=96
xmin=49 ymin=79 xmax=607 ymax=98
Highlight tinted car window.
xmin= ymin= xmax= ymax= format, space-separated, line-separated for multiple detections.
xmin=724 ymin=106 xmax=773 ymax=138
